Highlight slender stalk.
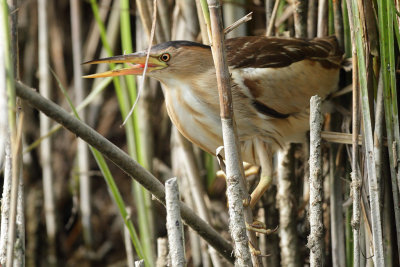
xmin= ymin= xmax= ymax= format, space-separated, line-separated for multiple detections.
xmin=195 ymin=0 xmax=210 ymax=44
xmin=7 ymin=6 xmax=21 ymax=260
xmin=15 ymin=81 xmax=235 ymax=263
xmin=351 ymin=0 xmax=385 ymax=264
xmin=207 ymin=0 xmax=253 ymax=265
xmin=172 ymin=4 xmax=223 ymax=264
xmin=0 ymin=1 xmax=20 ymax=265
xmin=308 ymin=95 xmax=324 ymax=267
xmin=38 ymin=0 xmax=57 ymax=264
xmin=70 ymin=0 xmax=93 ymax=249
xmin=135 ymin=0 xmax=153 ymax=41
xmin=6 ymin=115 xmax=23 ymax=267
xmin=199 ymin=0 xmax=212 ymax=42
xmin=344 ymin=1 xmax=361 ymax=265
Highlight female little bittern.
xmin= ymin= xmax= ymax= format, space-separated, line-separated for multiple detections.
xmin=84 ymin=36 xmax=343 ymax=207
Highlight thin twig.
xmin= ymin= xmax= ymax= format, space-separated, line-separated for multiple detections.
xmin=224 ymin=12 xmax=252 ymax=35
xmin=223 ymin=0 xmax=247 ymax=38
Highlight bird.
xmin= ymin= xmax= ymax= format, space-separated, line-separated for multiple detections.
xmin=84 ymin=36 xmax=343 ymax=208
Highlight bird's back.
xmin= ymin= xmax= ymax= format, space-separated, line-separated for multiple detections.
xmin=224 ymin=36 xmax=343 ymax=163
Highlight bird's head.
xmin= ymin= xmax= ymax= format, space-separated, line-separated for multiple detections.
xmin=83 ymin=41 xmax=213 ymax=82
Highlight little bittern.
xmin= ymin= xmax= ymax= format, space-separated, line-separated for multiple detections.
xmin=84 ymin=36 xmax=343 ymax=207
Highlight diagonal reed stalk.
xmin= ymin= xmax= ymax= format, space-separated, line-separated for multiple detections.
xmin=350 ymin=0 xmax=385 ymax=264
xmin=89 ymin=0 xmax=155 ymax=265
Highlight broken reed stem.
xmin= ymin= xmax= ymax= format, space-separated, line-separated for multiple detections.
xmin=223 ymin=12 xmax=252 ymax=35
xmin=14 ymin=81 xmax=235 ymax=263
xmin=308 ymin=95 xmax=324 ymax=267
xmin=176 ymin=133 xmax=222 ymax=267
xmin=165 ymin=178 xmax=185 ymax=267
xmin=156 ymin=238 xmax=169 ymax=267
xmin=207 ymin=0 xmax=254 ymax=266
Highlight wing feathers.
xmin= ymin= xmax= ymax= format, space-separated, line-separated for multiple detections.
xmin=226 ymin=36 xmax=343 ymax=69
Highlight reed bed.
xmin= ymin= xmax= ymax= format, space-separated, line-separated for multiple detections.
xmin=1 ymin=0 xmax=399 ymax=266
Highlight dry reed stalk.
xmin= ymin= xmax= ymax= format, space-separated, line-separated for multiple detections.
xmin=70 ymin=0 xmax=93 ymax=249
xmin=38 ymin=0 xmax=57 ymax=263
xmin=207 ymin=0 xmax=253 ymax=265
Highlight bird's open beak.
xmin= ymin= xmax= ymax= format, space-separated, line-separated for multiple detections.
xmin=83 ymin=52 xmax=167 ymax=78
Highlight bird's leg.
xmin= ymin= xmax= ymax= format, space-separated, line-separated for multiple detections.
xmin=249 ymin=140 xmax=273 ymax=209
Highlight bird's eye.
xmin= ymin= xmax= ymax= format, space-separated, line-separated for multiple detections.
xmin=160 ymin=53 xmax=171 ymax=62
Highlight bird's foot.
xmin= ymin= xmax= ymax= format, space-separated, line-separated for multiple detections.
xmin=248 ymin=240 xmax=261 ymax=257
xmin=246 ymin=221 xmax=279 ymax=235
xmin=248 ymin=240 xmax=272 ymax=258
xmin=249 ymin=174 xmax=272 ymax=208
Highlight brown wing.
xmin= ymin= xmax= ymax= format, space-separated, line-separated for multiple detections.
xmin=226 ymin=36 xmax=343 ymax=116
xmin=226 ymin=36 xmax=343 ymax=69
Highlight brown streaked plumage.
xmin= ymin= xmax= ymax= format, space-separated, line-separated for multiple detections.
xmin=84 ymin=36 xmax=343 ymax=207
